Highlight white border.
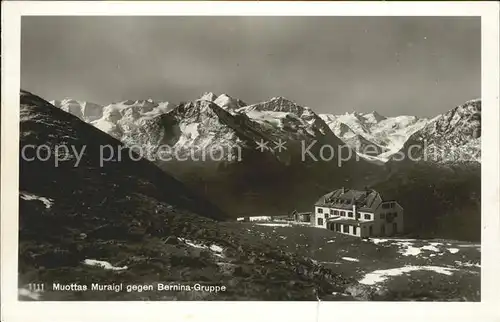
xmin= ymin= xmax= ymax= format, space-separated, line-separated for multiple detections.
xmin=1 ymin=2 xmax=499 ymax=322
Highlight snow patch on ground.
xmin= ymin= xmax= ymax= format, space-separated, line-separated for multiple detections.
xmin=370 ymin=238 xmax=388 ymax=245
xmin=400 ymin=244 xmax=422 ymax=256
xmin=236 ymin=216 xmax=273 ymax=222
xmin=457 ymin=244 xmax=480 ymax=248
xmin=20 ymin=192 xmax=53 ymax=209
xmin=210 ymin=245 xmax=224 ymax=253
xmin=255 ymin=223 xmax=292 ymax=227
xmin=180 ymin=238 xmax=225 ymax=258
xmin=359 ymin=266 xmax=457 ymax=285
xmin=18 ymin=287 xmax=42 ymax=300
xmin=83 ymin=259 xmax=128 ymax=271
xmin=370 ymin=238 xmax=462 ymax=258
xmin=342 ymin=257 xmax=360 ymax=262
xmin=421 ymin=245 xmax=440 ymax=252
xmin=454 ymin=261 xmax=480 ymax=268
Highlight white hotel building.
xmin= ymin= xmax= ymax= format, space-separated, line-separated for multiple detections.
xmin=312 ymin=188 xmax=404 ymax=238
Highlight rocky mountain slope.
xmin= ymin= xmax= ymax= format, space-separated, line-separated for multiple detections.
xmin=49 ymin=93 xmax=381 ymax=218
xmin=394 ymin=99 xmax=481 ymax=164
xmin=202 ymin=92 xmax=247 ymax=111
xmin=19 ymin=89 xmax=358 ymax=301
xmin=115 ymin=94 xmax=379 ymax=218
xmin=51 ymin=98 xmax=170 ymax=138
xmin=320 ymin=112 xmax=428 ymax=162
xmin=19 ymin=89 xmax=482 ymax=301
xmin=47 ymin=92 xmax=482 ymax=240
xmin=371 ymin=99 xmax=482 ymax=241
xmin=374 ymin=162 xmax=481 ymax=241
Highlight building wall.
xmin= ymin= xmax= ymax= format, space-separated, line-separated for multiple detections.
xmin=328 ymin=207 xmax=374 ymax=222
xmin=313 ymin=206 xmax=328 ymax=228
xmin=373 ymin=202 xmax=404 ymax=236
xmin=315 ymin=200 xmax=404 ymax=237
xmin=358 ymin=212 xmax=374 ymax=222
xmin=328 ymin=222 xmax=361 ymax=237
xmin=360 ymin=223 xmax=372 ymax=238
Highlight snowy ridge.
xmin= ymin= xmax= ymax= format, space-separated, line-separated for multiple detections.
xmin=397 ymin=99 xmax=481 ymax=164
xmin=320 ymin=112 xmax=428 ymax=162
xmin=235 ymin=97 xmax=333 ymax=141
xmin=49 ymin=93 xmax=480 ymax=166
xmin=51 ymin=98 xmax=170 ymax=138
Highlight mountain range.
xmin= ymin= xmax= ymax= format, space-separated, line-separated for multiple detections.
xmin=19 ymin=89 xmax=482 ymax=301
xmin=48 ymin=92 xmax=481 ymax=240
xmin=51 ymin=93 xmax=481 ymax=165
xmin=21 ymin=90 xmax=356 ymax=300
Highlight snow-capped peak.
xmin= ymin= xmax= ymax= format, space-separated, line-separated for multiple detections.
xmin=397 ymin=98 xmax=481 ymax=164
xmin=363 ymin=111 xmax=387 ymax=123
xmin=320 ymin=110 xmax=429 ymax=162
xmin=241 ymin=96 xmax=304 ymax=115
xmin=199 ymin=92 xmax=218 ymax=102
xmin=213 ymin=93 xmax=247 ymax=111
xmin=51 ymin=97 xmax=170 ymax=138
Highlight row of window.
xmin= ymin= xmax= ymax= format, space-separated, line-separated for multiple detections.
xmin=317 ymin=208 xmax=372 ymax=220
xmin=381 ymin=202 xmax=396 ymax=209
xmin=331 ymin=223 xmax=358 ymax=235
xmin=379 ymin=212 xmax=398 ymax=220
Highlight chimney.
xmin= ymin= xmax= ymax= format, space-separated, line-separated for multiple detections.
xmin=341 ymin=187 xmax=345 ymax=194
xmin=353 ymin=203 xmax=358 ymax=220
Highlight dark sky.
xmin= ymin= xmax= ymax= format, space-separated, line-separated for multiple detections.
xmin=21 ymin=16 xmax=480 ymax=117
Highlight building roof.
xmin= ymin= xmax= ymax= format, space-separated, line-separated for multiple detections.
xmin=315 ymin=188 xmax=382 ymax=212
xmin=291 ymin=210 xmax=311 ymax=215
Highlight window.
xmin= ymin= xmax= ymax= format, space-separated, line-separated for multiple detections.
xmin=356 ymin=213 xmax=360 ymax=220
xmin=348 ymin=212 xmax=353 ymax=218
xmin=382 ymin=203 xmax=390 ymax=209
xmin=334 ymin=210 xmax=339 ymax=216
xmin=380 ymin=213 xmax=385 ymax=219
xmin=325 ymin=213 xmax=329 ymax=219
xmin=336 ymin=223 xmax=341 ymax=232
xmin=392 ymin=222 xmax=397 ymax=233
xmin=364 ymin=214 xmax=371 ymax=220
xmin=353 ymin=226 xmax=358 ymax=235
xmin=317 ymin=218 xmax=324 ymax=226
xmin=330 ymin=209 xmax=334 ymax=215
xmin=381 ymin=224 xmax=385 ymax=235
xmin=343 ymin=225 xmax=349 ymax=233
xmin=369 ymin=225 xmax=373 ymax=235
xmin=341 ymin=211 xmax=345 ymax=217
xmin=318 ymin=208 xmax=323 ymax=214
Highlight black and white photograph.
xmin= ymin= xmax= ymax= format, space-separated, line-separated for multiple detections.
xmin=2 ymin=2 xmax=499 ymax=319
